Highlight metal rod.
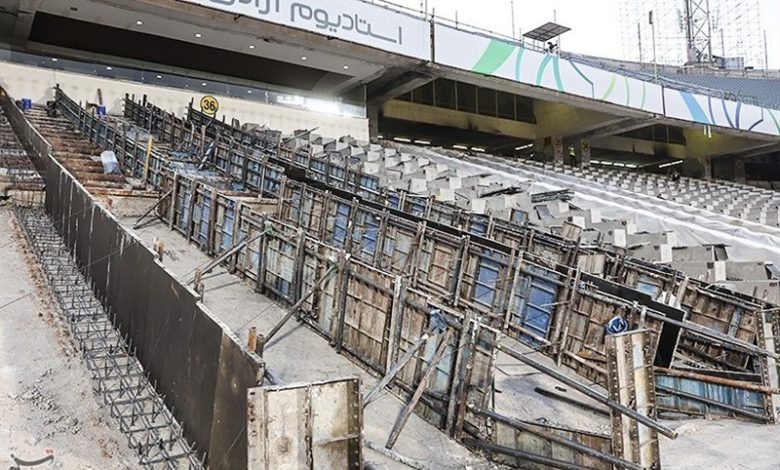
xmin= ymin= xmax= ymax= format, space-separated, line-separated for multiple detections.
xmin=264 ymin=266 xmax=338 ymax=344
xmin=132 ymin=190 xmax=172 ymax=229
xmin=656 ymin=384 xmax=771 ymax=422
xmin=385 ymin=329 xmax=454 ymax=449
xmin=363 ymin=330 xmax=432 ymax=406
xmin=497 ymin=343 xmax=678 ymax=439
xmin=462 ymin=437 xmax=601 ymax=470
xmin=474 ymin=407 xmax=642 ymax=470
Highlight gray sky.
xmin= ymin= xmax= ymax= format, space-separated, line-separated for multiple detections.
xmin=390 ymin=0 xmax=779 ymax=69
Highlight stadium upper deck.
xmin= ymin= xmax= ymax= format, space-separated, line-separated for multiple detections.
xmin=1 ymin=0 xmax=778 ymax=180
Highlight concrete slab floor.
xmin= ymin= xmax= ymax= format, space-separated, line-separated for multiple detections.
xmin=0 ymin=207 xmax=141 ymax=469
xmin=111 ymin=199 xmax=494 ymax=470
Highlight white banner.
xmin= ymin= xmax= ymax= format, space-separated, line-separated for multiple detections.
xmin=184 ymin=0 xmax=431 ymax=60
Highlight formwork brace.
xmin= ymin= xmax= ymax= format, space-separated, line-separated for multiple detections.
xmin=496 ymin=342 xmax=678 ymax=439
xmin=474 ymin=407 xmax=642 ymax=470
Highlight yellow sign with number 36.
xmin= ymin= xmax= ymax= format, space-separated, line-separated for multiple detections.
xmin=200 ymin=95 xmax=219 ymax=116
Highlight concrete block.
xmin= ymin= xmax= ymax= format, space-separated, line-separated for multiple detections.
xmin=629 ymin=244 xmax=673 ymax=263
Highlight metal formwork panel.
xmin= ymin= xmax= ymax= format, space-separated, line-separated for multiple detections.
xmin=378 ymin=218 xmax=417 ymax=273
xmin=350 ymin=207 xmax=381 ymax=264
xmin=678 ymin=286 xmax=759 ymax=369
xmin=606 ymin=330 xmax=660 ymax=469
xmin=263 ymin=232 xmax=297 ymax=300
xmin=508 ymin=263 xmax=561 ymax=347
xmin=491 ymin=419 xmax=612 ymax=470
xmin=562 ymin=289 xmax=666 ymax=382
xmin=460 ymin=247 xmax=513 ymax=315
xmin=298 ymin=241 xmax=341 ymax=335
xmin=247 ymin=378 xmax=362 ymax=470
xmin=655 ymin=373 xmax=770 ymax=422
xmin=213 ymin=197 xmax=237 ymax=254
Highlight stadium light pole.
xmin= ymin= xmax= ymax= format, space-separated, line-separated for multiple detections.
xmin=649 ymin=10 xmax=658 ymax=83
xmin=511 ymin=0 xmax=516 ymax=39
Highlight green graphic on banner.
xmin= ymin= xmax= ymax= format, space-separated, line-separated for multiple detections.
xmin=471 ymin=40 xmax=515 ymax=75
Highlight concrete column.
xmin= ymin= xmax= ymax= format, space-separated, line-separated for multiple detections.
xmin=367 ymin=103 xmax=380 ymax=140
xmin=703 ymin=156 xmax=712 ymax=180
xmin=578 ymin=138 xmax=591 ymax=167
xmin=734 ymin=159 xmax=746 ymax=183
xmin=552 ymin=136 xmax=564 ymax=165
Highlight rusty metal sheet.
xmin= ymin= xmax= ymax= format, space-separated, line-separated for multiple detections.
xmin=247 ymin=377 xmax=362 ymax=470
xmin=605 ymin=330 xmax=660 ymax=469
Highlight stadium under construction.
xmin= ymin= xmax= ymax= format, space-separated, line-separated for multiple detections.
xmin=0 ymin=0 xmax=779 ymax=469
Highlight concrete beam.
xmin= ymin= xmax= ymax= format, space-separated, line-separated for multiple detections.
xmin=381 ymin=99 xmax=537 ymax=141
xmin=533 ymin=100 xmax=634 ymax=139
xmin=575 ymin=117 xmax=657 ymax=141
xmin=12 ymin=0 xmax=37 ymax=46
xmin=713 ymin=141 xmax=780 ymax=161
xmin=366 ymin=67 xmax=434 ymax=104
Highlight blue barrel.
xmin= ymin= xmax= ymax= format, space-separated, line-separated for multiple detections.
xmin=96 ymin=105 xmax=107 ymax=116
xmin=21 ymin=98 xmax=32 ymax=110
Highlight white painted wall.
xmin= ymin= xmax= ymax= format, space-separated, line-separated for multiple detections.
xmin=0 ymin=61 xmax=369 ymax=140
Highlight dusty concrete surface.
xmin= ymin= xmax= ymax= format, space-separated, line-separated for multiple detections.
xmin=0 ymin=206 xmax=141 ymax=469
xmin=660 ymin=418 xmax=780 ymax=469
xmin=112 ymin=199 xmax=494 ymax=470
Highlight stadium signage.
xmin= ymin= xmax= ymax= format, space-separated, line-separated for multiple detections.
xmin=186 ymin=0 xmax=431 ymax=60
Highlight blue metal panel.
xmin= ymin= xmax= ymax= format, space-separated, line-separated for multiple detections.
xmin=409 ymin=198 xmax=426 ymax=217
xmin=421 ymin=335 xmax=455 ymax=395
xmin=262 ymin=166 xmax=282 ymax=196
xmin=512 ymin=265 xmax=560 ymax=346
xmin=511 ymin=209 xmax=527 ymax=224
xmin=474 ymin=253 xmax=501 ymax=307
xmin=469 ymin=215 xmax=489 ymax=236
xmin=359 ymin=175 xmax=379 ymax=192
xmin=655 ymin=374 xmax=768 ymax=420
xmin=197 ymin=194 xmax=211 ymax=247
xmin=221 ymin=201 xmax=235 ymax=251
xmin=387 ymin=191 xmax=401 ymax=209
xmin=359 ymin=215 xmax=379 ymax=258
xmin=332 ymin=202 xmax=350 ymax=247
xmin=635 ymin=274 xmax=662 ymax=299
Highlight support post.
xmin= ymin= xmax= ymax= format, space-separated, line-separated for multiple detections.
xmin=386 ymin=329 xmax=454 ymax=449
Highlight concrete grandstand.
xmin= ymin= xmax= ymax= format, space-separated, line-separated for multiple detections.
xmin=1 ymin=1 xmax=779 ymax=469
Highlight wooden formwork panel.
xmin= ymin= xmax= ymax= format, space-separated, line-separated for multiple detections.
xmin=342 ymin=262 xmax=395 ymax=370
xmin=415 ymin=232 xmax=462 ymax=298
xmin=247 ymin=378 xmax=362 ymax=470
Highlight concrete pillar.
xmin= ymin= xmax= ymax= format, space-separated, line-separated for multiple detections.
xmin=367 ymin=103 xmax=380 ymax=140
xmin=734 ymin=159 xmax=746 ymax=183
xmin=703 ymin=156 xmax=712 ymax=180
xmin=552 ymin=136 xmax=564 ymax=165
xmin=578 ymin=138 xmax=591 ymax=167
